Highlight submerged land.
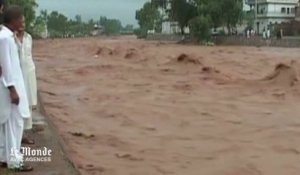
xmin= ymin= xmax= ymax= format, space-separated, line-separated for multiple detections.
xmin=35 ymin=36 xmax=300 ymax=175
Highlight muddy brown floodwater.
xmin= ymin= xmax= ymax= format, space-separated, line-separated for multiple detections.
xmin=34 ymin=36 xmax=300 ymax=175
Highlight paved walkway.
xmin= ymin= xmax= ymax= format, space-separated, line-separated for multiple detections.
xmin=0 ymin=94 xmax=79 ymax=175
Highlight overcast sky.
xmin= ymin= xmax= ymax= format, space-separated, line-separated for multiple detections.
xmin=36 ymin=0 xmax=149 ymax=26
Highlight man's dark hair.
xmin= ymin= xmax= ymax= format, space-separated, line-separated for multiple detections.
xmin=3 ymin=5 xmax=23 ymax=24
xmin=0 ymin=0 xmax=4 ymax=6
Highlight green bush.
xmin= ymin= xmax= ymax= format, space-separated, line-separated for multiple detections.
xmin=134 ymin=28 xmax=148 ymax=39
xmin=219 ymin=30 xmax=226 ymax=36
xmin=189 ymin=16 xmax=212 ymax=42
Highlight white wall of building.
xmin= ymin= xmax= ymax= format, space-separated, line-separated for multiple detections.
xmin=162 ymin=21 xmax=189 ymax=34
xmin=255 ymin=0 xmax=298 ymax=33
xmin=162 ymin=21 xmax=179 ymax=34
xmin=296 ymin=1 xmax=300 ymax=21
xmin=258 ymin=3 xmax=296 ymax=16
xmin=244 ymin=0 xmax=251 ymax=11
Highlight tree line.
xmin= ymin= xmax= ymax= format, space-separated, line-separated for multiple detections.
xmin=1 ymin=0 xmax=131 ymax=38
xmin=34 ymin=10 xmax=124 ymax=38
xmin=136 ymin=0 xmax=245 ymax=41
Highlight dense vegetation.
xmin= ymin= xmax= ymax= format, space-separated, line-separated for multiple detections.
xmin=136 ymin=0 xmax=245 ymax=41
xmin=1 ymin=0 xmax=131 ymax=38
xmin=2 ymin=0 xmax=247 ymax=41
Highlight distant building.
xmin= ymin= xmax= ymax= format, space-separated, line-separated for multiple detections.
xmin=246 ymin=0 xmax=299 ymax=33
xmin=162 ymin=21 xmax=188 ymax=34
xmin=296 ymin=0 xmax=300 ymax=21
xmin=160 ymin=0 xmax=190 ymax=34
xmin=243 ymin=0 xmax=251 ymax=11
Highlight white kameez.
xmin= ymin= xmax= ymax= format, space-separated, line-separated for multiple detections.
xmin=0 ymin=26 xmax=30 ymax=168
xmin=17 ymin=32 xmax=37 ymax=130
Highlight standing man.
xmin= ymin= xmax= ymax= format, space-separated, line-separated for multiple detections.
xmin=247 ymin=29 xmax=250 ymax=38
xmin=0 ymin=0 xmax=5 ymax=168
xmin=0 ymin=6 xmax=33 ymax=172
xmin=267 ymin=28 xmax=271 ymax=39
xmin=16 ymin=16 xmax=37 ymax=144
xmin=262 ymin=28 xmax=266 ymax=40
xmin=0 ymin=0 xmax=4 ymax=75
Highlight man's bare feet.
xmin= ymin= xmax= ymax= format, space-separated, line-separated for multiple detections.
xmin=32 ymin=106 xmax=37 ymax=111
xmin=22 ymin=137 xmax=35 ymax=145
xmin=1 ymin=162 xmax=33 ymax=172
xmin=32 ymin=124 xmax=45 ymax=132
xmin=11 ymin=165 xmax=34 ymax=172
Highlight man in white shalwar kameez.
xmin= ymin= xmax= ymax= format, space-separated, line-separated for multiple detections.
xmin=16 ymin=17 xmax=37 ymax=144
xmin=0 ymin=6 xmax=33 ymax=172
xmin=0 ymin=0 xmax=5 ymax=169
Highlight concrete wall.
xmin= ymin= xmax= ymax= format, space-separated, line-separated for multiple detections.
xmin=214 ymin=36 xmax=300 ymax=47
xmin=146 ymin=34 xmax=183 ymax=42
xmin=146 ymin=34 xmax=300 ymax=48
xmin=257 ymin=0 xmax=298 ymax=3
xmin=256 ymin=18 xmax=293 ymax=33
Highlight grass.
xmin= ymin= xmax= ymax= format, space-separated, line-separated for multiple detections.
xmin=0 ymin=169 xmax=14 ymax=175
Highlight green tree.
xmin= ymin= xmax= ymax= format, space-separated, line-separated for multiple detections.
xmin=99 ymin=16 xmax=107 ymax=26
xmin=123 ymin=24 xmax=134 ymax=32
xmin=32 ymin=15 xmax=46 ymax=38
xmin=151 ymin=0 xmax=168 ymax=9
xmin=136 ymin=2 xmax=160 ymax=36
xmin=221 ymin=0 xmax=243 ymax=34
xmin=194 ymin=0 xmax=223 ymax=29
xmin=155 ymin=15 xmax=163 ymax=33
xmin=103 ymin=19 xmax=122 ymax=35
xmin=170 ymin=0 xmax=197 ymax=34
xmin=75 ymin=15 xmax=82 ymax=24
xmin=189 ymin=15 xmax=211 ymax=42
xmin=98 ymin=16 xmax=122 ymax=35
xmin=40 ymin=10 xmax=48 ymax=20
xmin=194 ymin=0 xmax=243 ymax=34
xmin=243 ymin=10 xmax=255 ymax=28
xmin=203 ymin=0 xmax=222 ymax=29
xmin=88 ymin=19 xmax=95 ymax=29
xmin=33 ymin=9 xmax=122 ymax=38
xmin=47 ymin=11 xmax=68 ymax=36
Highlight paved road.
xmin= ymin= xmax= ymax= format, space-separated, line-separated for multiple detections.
xmin=0 ymin=95 xmax=79 ymax=175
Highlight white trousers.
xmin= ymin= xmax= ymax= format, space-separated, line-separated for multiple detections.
xmin=24 ymin=116 xmax=32 ymax=130
xmin=24 ymin=106 xmax=33 ymax=130
xmin=23 ymin=69 xmax=37 ymax=130
xmin=0 ymin=105 xmax=24 ymax=168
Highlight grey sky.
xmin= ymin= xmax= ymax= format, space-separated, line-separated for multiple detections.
xmin=36 ymin=0 xmax=149 ymax=26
